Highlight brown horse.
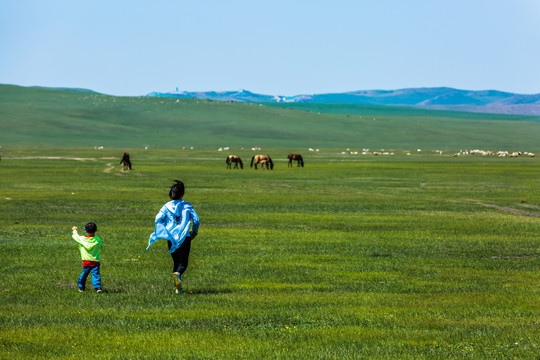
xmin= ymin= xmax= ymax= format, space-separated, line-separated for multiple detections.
xmin=226 ymin=155 xmax=243 ymax=169
xmin=287 ymin=154 xmax=304 ymax=167
xmin=120 ymin=152 xmax=132 ymax=170
xmin=250 ymin=154 xmax=274 ymax=170
xmin=258 ymin=159 xmax=271 ymax=170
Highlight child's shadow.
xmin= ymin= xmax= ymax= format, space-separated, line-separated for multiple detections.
xmin=87 ymin=288 xmax=231 ymax=295
xmin=187 ymin=288 xmax=232 ymax=295
xmin=101 ymin=288 xmax=122 ymax=294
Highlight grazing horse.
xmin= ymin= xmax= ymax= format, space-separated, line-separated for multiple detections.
xmin=226 ymin=155 xmax=243 ymax=169
xmin=120 ymin=152 xmax=132 ymax=170
xmin=258 ymin=159 xmax=271 ymax=170
xmin=287 ymin=154 xmax=304 ymax=167
xmin=250 ymin=154 xmax=274 ymax=170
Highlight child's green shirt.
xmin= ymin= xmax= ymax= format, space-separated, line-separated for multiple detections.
xmin=72 ymin=230 xmax=103 ymax=262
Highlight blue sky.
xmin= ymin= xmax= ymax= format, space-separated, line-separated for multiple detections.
xmin=1 ymin=0 xmax=539 ymax=96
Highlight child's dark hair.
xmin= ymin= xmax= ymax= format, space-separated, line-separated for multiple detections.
xmin=169 ymin=180 xmax=185 ymax=200
xmin=84 ymin=222 xmax=97 ymax=233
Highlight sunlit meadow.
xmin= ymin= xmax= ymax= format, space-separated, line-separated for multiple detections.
xmin=0 ymin=148 xmax=538 ymax=359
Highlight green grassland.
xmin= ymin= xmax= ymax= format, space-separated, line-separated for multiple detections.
xmin=0 ymin=85 xmax=539 ymax=358
xmin=0 ymin=149 xmax=539 ymax=359
xmin=1 ymin=84 xmax=539 ymax=151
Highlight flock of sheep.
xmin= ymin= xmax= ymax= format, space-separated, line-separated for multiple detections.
xmin=339 ymin=148 xmax=535 ymax=157
xmin=216 ymin=147 xmax=535 ymax=158
xmin=453 ymin=149 xmax=535 ymax=157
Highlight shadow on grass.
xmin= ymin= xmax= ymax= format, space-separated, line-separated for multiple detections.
xmin=100 ymin=288 xmax=122 ymax=294
xmin=58 ymin=283 xmax=124 ymax=294
xmin=56 ymin=282 xmax=232 ymax=295
xmin=187 ymin=288 xmax=233 ymax=295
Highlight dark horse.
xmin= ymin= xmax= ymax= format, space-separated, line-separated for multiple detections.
xmin=287 ymin=154 xmax=304 ymax=167
xmin=226 ymin=155 xmax=243 ymax=169
xmin=250 ymin=154 xmax=274 ymax=170
xmin=120 ymin=152 xmax=132 ymax=170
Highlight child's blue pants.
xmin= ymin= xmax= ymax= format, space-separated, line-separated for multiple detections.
xmin=78 ymin=265 xmax=101 ymax=289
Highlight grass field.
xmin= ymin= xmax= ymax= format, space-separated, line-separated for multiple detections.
xmin=0 ymin=148 xmax=539 ymax=359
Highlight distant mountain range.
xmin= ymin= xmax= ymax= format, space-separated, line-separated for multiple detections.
xmin=147 ymin=87 xmax=540 ymax=116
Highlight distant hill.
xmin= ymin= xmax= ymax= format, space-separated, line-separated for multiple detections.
xmin=146 ymin=89 xmax=280 ymax=103
xmin=149 ymin=87 xmax=540 ymax=115
xmin=1 ymin=84 xmax=539 ymax=150
xmin=31 ymin=86 xmax=100 ymax=94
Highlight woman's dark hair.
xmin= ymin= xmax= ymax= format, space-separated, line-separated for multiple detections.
xmin=84 ymin=222 xmax=97 ymax=233
xmin=169 ymin=180 xmax=185 ymax=200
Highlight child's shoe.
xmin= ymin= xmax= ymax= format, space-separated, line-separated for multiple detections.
xmin=78 ymin=288 xmax=85 ymax=292
xmin=173 ymin=272 xmax=183 ymax=293
xmin=95 ymin=288 xmax=103 ymax=293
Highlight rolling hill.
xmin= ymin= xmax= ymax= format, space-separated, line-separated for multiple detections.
xmin=149 ymin=87 xmax=540 ymax=115
xmin=1 ymin=84 xmax=539 ymax=151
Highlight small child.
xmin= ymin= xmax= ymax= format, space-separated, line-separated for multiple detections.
xmin=72 ymin=222 xmax=103 ymax=293
xmin=147 ymin=180 xmax=200 ymax=294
